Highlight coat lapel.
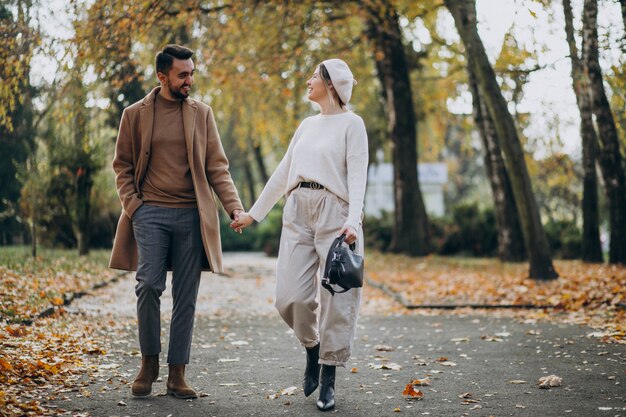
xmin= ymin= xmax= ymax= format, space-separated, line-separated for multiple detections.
xmin=136 ymin=89 xmax=157 ymax=185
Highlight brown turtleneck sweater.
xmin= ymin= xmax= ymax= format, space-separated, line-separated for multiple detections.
xmin=140 ymin=93 xmax=197 ymax=207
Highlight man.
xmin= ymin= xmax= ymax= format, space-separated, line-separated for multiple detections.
xmin=109 ymin=44 xmax=243 ymax=399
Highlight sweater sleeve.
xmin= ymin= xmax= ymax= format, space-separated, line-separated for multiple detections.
xmin=344 ymin=117 xmax=369 ymax=231
xmin=248 ymin=125 xmax=301 ymax=222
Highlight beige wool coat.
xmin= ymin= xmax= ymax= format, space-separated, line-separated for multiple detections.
xmin=109 ymin=87 xmax=243 ymax=273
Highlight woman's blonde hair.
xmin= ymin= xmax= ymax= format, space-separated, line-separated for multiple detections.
xmin=319 ymin=63 xmax=346 ymax=108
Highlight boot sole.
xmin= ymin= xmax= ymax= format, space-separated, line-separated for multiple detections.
xmin=166 ymin=388 xmax=198 ymax=399
xmin=131 ymin=389 xmax=151 ymax=397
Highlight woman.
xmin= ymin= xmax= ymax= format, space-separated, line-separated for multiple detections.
xmin=232 ymin=58 xmax=368 ymax=412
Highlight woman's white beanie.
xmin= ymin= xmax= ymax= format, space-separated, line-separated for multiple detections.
xmin=322 ymin=58 xmax=356 ymax=104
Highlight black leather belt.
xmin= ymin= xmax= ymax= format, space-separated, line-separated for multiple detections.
xmin=299 ymin=181 xmax=324 ymax=190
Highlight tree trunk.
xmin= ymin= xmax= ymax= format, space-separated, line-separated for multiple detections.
xmin=31 ymin=221 xmax=36 ymax=258
xmin=582 ymin=0 xmax=626 ymax=264
xmin=563 ymin=0 xmax=603 ymax=263
xmin=242 ymin=151 xmax=256 ymax=209
xmin=251 ymin=138 xmax=269 ymax=184
xmin=445 ymin=0 xmax=557 ymax=279
xmin=72 ymin=76 xmax=92 ymax=256
xmin=467 ymin=69 xmax=526 ymax=262
xmin=75 ymin=168 xmax=92 ymax=256
xmin=364 ymin=0 xmax=430 ymax=255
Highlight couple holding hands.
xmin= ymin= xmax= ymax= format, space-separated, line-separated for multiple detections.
xmin=109 ymin=44 xmax=368 ymax=412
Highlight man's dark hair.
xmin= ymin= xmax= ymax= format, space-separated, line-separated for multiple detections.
xmin=156 ymin=44 xmax=194 ymax=75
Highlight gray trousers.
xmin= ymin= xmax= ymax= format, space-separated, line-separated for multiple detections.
xmin=276 ymin=187 xmax=363 ymax=367
xmin=132 ymin=205 xmax=203 ymax=365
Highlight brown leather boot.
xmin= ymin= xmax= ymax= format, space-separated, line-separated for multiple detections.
xmin=131 ymin=355 xmax=159 ymax=396
xmin=166 ymin=364 xmax=197 ymax=399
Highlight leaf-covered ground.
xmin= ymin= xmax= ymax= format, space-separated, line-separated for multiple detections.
xmin=0 ymin=247 xmax=118 ymax=324
xmin=0 ymin=247 xmax=122 ymax=416
xmin=366 ymin=252 xmax=626 ymax=344
xmin=0 ymin=313 xmax=125 ymax=416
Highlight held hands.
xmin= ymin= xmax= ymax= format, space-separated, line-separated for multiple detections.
xmin=340 ymin=225 xmax=357 ymax=245
xmin=230 ymin=211 xmax=255 ymax=234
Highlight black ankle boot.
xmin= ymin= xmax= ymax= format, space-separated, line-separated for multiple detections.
xmin=303 ymin=344 xmax=320 ymax=397
xmin=316 ymin=365 xmax=336 ymax=411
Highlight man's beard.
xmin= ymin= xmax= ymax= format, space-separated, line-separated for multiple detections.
xmin=170 ymin=85 xmax=189 ymax=99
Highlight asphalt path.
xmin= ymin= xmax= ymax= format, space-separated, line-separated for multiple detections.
xmin=56 ymin=253 xmax=625 ymax=417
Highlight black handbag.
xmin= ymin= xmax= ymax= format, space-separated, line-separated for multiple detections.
xmin=322 ymin=234 xmax=364 ymax=296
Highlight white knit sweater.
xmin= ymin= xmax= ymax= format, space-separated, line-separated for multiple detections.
xmin=248 ymin=111 xmax=369 ymax=231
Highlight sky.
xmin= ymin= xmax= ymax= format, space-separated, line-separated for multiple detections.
xmin=29 ymin=0 xmax=625 ymax=160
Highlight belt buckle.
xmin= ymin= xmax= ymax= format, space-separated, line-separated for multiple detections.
xmin=310 ymin=182 xmax=321 ymax=190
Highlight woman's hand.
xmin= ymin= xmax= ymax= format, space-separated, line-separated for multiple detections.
xmin=230 ymin=211 xmax=255 ymax=233
xmin=339 ymin=225 xmax=357 ymax=245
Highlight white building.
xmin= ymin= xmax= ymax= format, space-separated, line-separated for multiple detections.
xmin=364 ymin=162 xmax=448 ymax=218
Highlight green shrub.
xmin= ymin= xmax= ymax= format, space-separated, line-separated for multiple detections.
xmin=437 ymin=204 xmax=497 ymax=257
xmin=363 ymin=211 xmax=393 ymax=252
xmin=544 ymin=219 xmax=582 ymax=259
xmin=363 ymin=203 xmax=497 ymax=257
xmin=253 ymin=206 xmax=283 ymax=256
xmin=219 ymin=204 xmax=283 ymax=255
xmin=219 ymin=212 xmax=256 ymax=252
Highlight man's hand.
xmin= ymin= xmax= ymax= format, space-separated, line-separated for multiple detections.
xmin=230 ymin=211 xmax=255 ymax=233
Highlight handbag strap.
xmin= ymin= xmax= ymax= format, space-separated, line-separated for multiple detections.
xmin=321 ymin=280 xmax=351 ymax=296
xmin=336 ymin=233 xmax=356 ymax=252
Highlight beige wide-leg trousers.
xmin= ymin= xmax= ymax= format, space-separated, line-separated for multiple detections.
xmin=275 ymin=186 xmax=363 ymax=367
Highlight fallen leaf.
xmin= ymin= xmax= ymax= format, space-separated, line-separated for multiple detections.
xmin=6 ymin=325 xmax=27 ymax=337
xmin=52 ymin=296 xmax=65 ymax=306
xmin=411 ymin=377 xmax=430 ymax=386
xmin=402 ymin=383 xmax=424 ymax=399
xmin=538 ymin=375 xmax=562 ymax=389
xmin=375 ymin=344 xmax=394 ymax=351
xmin=481 ymin=335 xmax=503 ymax=342
xmin=281 ymin=386 xmax=297 ymax=396
xmin=451 ymin=337 xmax=470 ymax=343
xmin=370 ymin=362 xmax=402 ymax=371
